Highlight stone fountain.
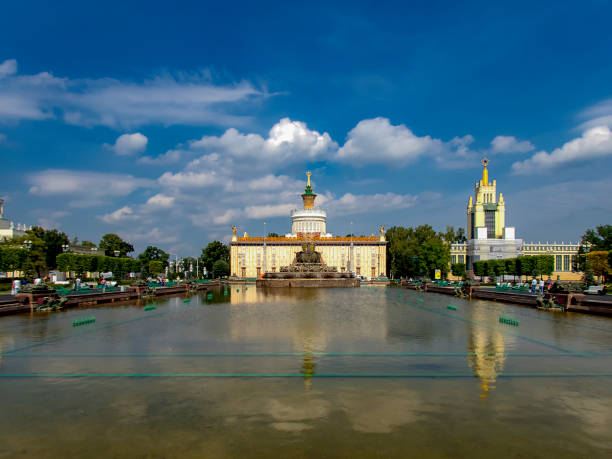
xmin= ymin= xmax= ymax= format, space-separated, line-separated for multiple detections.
xmin=256 ymin=240 xmax=359 ymax=288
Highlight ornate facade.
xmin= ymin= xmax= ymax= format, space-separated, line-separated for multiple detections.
xmin=0 ymin=199 xmax=30 ymax=241
xmin=230 ymin=173 xmax=387 ymax=279
xmin=451 ymin=160 xmax=581 ymax=280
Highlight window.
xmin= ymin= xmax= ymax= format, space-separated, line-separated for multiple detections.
xmin=485 ymin=210 xmax=495 ymax=239
xmin=452 ymin=255 xmax=457 ymax=264
xmin=563 ymin=255 xmax=570 ymax=271
xmin=459 ymin=255 xmax=465 ymax=264
xmin=556 ymin=255 xmax=562 ymax=271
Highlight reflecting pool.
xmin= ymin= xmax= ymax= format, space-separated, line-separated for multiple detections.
xmin=1 ymin=286 xmax=611 ymax=458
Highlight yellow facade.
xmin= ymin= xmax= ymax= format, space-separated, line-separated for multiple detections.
xmin=467 ymin=158 xmax=506 ymax=239
xmin=230 ymin=171 xmax=387 ymax=279
xmin=230 ymin=237 xmax=387 ymax=279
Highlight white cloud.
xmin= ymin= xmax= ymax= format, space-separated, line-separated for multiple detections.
xmin=245 ymin=203 xmax=296 ymax=219
xmin=211 ymin=209 xmax=241 ymax=225
xmin=336 ymin=117 xmax=442 ymax=164
xmin=325 ymin=192 xmax=420 ymax=216
xmin=512 ymin=126 xmax=612 ymax=174
xmin=490 ymin=135 xmax=535 ymax=154
xmin=120 ymin=227 xmax=177 ymax=244
xmin=110 ymin=132 xmax=148 ymax=156
xmin=139 ymin=149 xmax=183 ymax=164
xmin=158 ymin=170 xmax=222 ymax=188
xmin=99 ymin=206 xmax=135 ymax=223
xmin=578 ymin=98 xmax=612 ymax=131
xmin=0 ymin=59 xmax=17 ymax=78
xmin=0 ymin=58 xmax=266 ymax=128
xmin=143 ymin=193 xmax=175 ymax=209
xmin=28 ymin=169 xmax=153 ymax=206
xmin=190 ymin=118 xmax=337 ymax=166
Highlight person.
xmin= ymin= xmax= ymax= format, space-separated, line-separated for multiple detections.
xmin=539 ymin=278 xmax=545 ymax=294
xmin=531 ymin=278 xmax=537 ymax=293
xmin=34 ymin=277 xmax=42 ymax=286
xmin=546 ymin=277 xmax=552 ymax=292
xmin=75 ymin=277 xmax=81 ymax=290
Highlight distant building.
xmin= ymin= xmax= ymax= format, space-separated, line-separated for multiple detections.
xmin=451 ymin=160 xmax=581 ymax=280
xmin=0 ymin=199 xmax=30 ymax=241
xmin=230 ymin=172 xmax=387 ymax=279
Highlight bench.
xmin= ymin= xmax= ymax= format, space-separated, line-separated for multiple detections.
xmin=584 ymin=285 xmax=606 ymax=295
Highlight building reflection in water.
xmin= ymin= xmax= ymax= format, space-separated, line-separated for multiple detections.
xmin=466 ymin=303 xmax=514 ymax=399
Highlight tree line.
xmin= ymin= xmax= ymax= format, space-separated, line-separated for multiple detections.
xmin=0 ymin=225 xmax=231 ymax=280
xmin=469 ymin=255 xmax=555 ymax=280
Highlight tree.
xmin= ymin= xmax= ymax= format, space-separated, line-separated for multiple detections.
xmin=81 ymin=240 xmax=96 ymax=248
xmin=451 ymin=263 xmax=466 ymax=279
xmin=385 ymin=225 xmax=450 ymax=279
xmin=212 ymin=259 xmax=230 ymax=278
xmin=443 ymin=226 xmax=456 ymax=244
xmin=587 ymin=251 xmax=610 ymax=283
xmin=267 ymin=233 xmax=280 ymax=238
xmin=99 ymin=233 xmax=134 ymax=257
xmin=200 ymin=241 xmax=230 ymax=273
xmin=149 ymin=260 xmax=164 ymax=275
xmin=581 ymin=225 xmax=612 ymax=251
xmin=455 ymin=228 xmax=467 ymax=243
xmin=138 ymin=246 xmax=169 ymax=275
xmin=40 ymin=228 xmax=70 ymax=269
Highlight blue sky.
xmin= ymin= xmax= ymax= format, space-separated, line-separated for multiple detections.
xmin=1 ymin=0 xmax=612 ymax=255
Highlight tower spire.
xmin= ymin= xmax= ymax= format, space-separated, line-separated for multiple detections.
xmin=302 ymin=171 xmax=316 ymax=209
xmin=481 ymin=157 xmax=489 ymax=185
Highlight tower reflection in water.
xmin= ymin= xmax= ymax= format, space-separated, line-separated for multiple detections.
xmin=466 ymin=303 xmax=514 ymax=399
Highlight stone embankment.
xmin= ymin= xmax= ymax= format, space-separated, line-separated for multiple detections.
xmin=401 ymin=282 xmax=612 ymax=317
xmin=0 ymin=281 xmax=221 ymax=316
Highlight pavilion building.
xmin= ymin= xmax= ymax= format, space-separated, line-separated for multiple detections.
xmin=450 ymin=159 xmax=581 ymax=280
xmin=230 ymin=172 xmax=387 ymax=279
xmin=0 ymin=199 xmax=30 ymax=241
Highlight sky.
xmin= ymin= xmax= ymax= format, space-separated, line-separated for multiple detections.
xmin=1 ymin=0 xmax=612 ymax=256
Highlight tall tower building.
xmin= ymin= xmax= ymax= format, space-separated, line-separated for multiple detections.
xmin=465 ymin=159 xmax=521 ymax=270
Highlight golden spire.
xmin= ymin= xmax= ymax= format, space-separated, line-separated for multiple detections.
xmin=306 ymin=171 xmax=312 ymax=187
xmin=481 ymin=157 xmax=489 ymax=185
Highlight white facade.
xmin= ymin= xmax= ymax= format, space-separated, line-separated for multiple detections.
xmin=0 ymin=199 xmax=29 ymax=241
xmin=288 ymin=208 xmax=331 ymax=237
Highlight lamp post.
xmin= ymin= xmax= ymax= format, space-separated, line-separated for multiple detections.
xmin=263 ymin=221 xmax=267 ymax=275
xmin=349 ymin=221 xmax=353 ymax=274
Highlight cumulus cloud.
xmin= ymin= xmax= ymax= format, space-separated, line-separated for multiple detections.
xmin=139 ymin=149 xmax=183 ymax=164
xmin=28 ymin=169 xmax=153 ymax=206
xmin=512 ymin=126 xmax=612 ymax=174
xmin=158 ymin=170 xmax=222 ymax=188
xmin=110 ymin=132 xmax=148 ymax=156
xmin=490 ymin=135 xmax=535 ymax=154
xmin=0 ymin=59 xmax=17 ymax=78
xmin=325 ymin=192 xmax=420 ymax=216
xmin=0 ymin=58 xmax=266 ymax=128
xmin=578 ymin=98 xmax=612 ymax=131
xmin=190 ymin=118 xmax=337 ymax=165
xmin=336 ymin=117 xmax=442 ymax=164
xmin=245 ymin=203 xmax=296 ymax=219
xmin=143 ymin=193 xmax=175 ymax=209
xmin=99 ymin=206 xmax=135 ymax=223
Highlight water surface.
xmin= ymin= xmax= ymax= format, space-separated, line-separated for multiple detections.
xmin=1 ymin=286 xmax=611 ymax=458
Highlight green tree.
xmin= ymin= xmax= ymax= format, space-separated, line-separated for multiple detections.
xmin=99 ymin=233 xmax=134 ymax=257
xmin=212 ymin=259 xmax=230 ymax=278
xmin=455 ymin=228 xmax=467 ymax=243
xmin=451 ymin=263 xmax=466 ymax=279
xmin=200 ymin=241 xmax=230 ymax=273
xmin=81 ymin=240 xmax=96 ymax=248
xmin=149 ymin=260 xmax=164 ymax=275
xmin=138 ymin=246 xmax=169 ymax=275
xmin=385 ymin=225 xmax=450 ymax=279
xmin=581 ymin=225 xmax=612 ymax=251
xmin=40 ymin=228 xmax=70 ymax=269
xmin=587 ymin=251 xmax=610 ymax=282
xmin=267 ymin=233 xmax=280 ymax=238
